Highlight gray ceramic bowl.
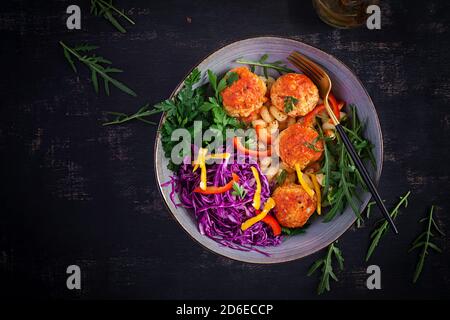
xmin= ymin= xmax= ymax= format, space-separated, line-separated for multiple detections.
xmin=155 ymin=37 xmax=382 ymax=264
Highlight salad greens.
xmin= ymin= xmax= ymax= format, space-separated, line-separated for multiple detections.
xmin=102 ymin=68 xmax=243 ymax=171
xmin=319 ymin=105 xmax=376 ymax=223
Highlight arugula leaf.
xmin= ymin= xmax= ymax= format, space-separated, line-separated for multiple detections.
xmin=308 ymin=242 xmax=344 ymax=295
xmin=236 ymin=54 xmax=295 ymax=75
xmin=410 ymin=205 xmax=444 ymax=283
xmin=90 ymin=0 xmax=135 ymax=33
xmin=284 ymin=96 xmax=298 ymax=113
xmin=60 ymin=41 xmax=136 ymax=96
xmin=276 ymin=169 xmax=287 ymax=187
xmin=365 ymin=191 xmax=410 ymax=261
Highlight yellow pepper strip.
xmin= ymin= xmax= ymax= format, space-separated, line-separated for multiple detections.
xmin=193 ymin=151 xmax=230 ymax=171
xmin=206 ymin=153 xmax=230 ymax=160
xmin=241 ymin=198 xmax=276 ymax=231
xmin=309 ymin=173 xmax=321 ymax=215
xmin=251 ymin=166 xmax=261 ymax=210
xmin=295 ymin=163 xmax=315 ymax=198
xmin=192 ymin=148 xmax=208 ymax=190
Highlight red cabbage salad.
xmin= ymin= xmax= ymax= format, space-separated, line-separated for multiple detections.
xmin=154 ymin=56 xmax=374 ymax=255
xmin=165 ymin=156 xmax=282 ymax=254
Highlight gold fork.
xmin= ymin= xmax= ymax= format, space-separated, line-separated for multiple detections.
xmin=288 ymin=51 xmax=398 ymax=234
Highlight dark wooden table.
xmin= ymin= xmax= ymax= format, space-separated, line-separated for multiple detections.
xmin=1 ymin=0 xmax=449 ymax=299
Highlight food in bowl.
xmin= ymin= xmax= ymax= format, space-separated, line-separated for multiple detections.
xmin=155 ymin=54 xmax=374 ymax=255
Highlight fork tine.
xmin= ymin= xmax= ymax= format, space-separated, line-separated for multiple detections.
xmin=289 ymin=53 xmax=322 ymax=80
xmin=288 ymin=55 xmax=321 ymax=83
xmin=291 ymin=51 xmax=324 ymax=77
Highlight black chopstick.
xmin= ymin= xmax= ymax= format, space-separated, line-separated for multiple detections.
xmin=335 ymin=124 xmax=399 ymax=234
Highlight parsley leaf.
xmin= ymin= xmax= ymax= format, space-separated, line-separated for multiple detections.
xmin=232 ymin=182 xmax=246 ymax=199
xmin=226 ymin=71 xmax=239 ymax=86
xmin=284 ymin=96 xmax=298 ymax=113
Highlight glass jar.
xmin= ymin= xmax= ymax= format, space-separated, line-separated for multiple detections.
xmin=312 ymin=0 xmax=379 ymax=29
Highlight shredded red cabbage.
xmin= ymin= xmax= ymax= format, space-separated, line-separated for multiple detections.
xmin=163 ymin=156 xmax=281 ymax=255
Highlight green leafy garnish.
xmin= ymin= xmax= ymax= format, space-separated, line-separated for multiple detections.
xmin=281 ymin=226 xmax=306 ymax=236
xmin=356 ymin=200 xmax=376 ymax=228
xmin=365 ymin=191 xmax=411 ymax=262
xmin=410 ymin=206 xmax=444 ymax=283
xmin=102 ymin=104 xmax=158 ymax=126
xmin=320 ymin=105 xmax=375 ymax=222
xmin=226 ymin=72 xmax=239 ymax=86
xmin=304 ymin=141 xmax=322 ymax=152
xmin=308 ymin=242 xmax=344 ymax=295
xmin=103 ymin=68 xmax=243 ymax=170
xmin=60 ymin=41 xmax=136 ymax=96
xmin=90 ymin=0 xmax=135 ymax=33
xmin=284 ymin=96 xmax=298 ymax=113
xmin=236 ymin=54 xmax=295 ymax=76
xmin=276 ymin=169 xmax=287 ymax=187
xmin=232 ymin=182 xmax=246 ymax=199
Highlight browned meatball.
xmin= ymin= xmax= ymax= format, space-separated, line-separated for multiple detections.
xmin=270 ymin=73 xmax=319 ymax=117
xmin=277 ymin=124 xmax=323 ymax=170
xmin=220 ymin=66 xmax=267 ymax=118
xmin=272 ymin=184 xmax=316 ymax=228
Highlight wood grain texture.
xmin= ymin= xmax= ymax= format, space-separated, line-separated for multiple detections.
xmin=0 ymin=0 xmax=449 ymax=299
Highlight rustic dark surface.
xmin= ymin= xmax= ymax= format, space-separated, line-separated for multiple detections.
xmin=0 ymin=0 xmax=449 ymax=299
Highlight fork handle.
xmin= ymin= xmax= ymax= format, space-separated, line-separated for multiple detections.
xmin=335 ymin=124 xmax=399 ymax=235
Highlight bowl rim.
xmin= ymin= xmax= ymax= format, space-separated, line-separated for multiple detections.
xmin=153 ymin=36 xmax=384 ymax=264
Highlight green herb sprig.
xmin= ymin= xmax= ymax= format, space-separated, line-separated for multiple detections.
xmin=281 ymin=226 xmax=307 ymax=236
xmin=275 ymin=169 xmax=287 ymax=188
xmin=199 ymin=70 xmax=242 ymax=136
xmin=365 ymin=191 xmax=411 ymax=261
xmin=410 ymin=206 xmax=444 ymax=283
xmin=90 ymin=0 xmax=135 ymax=33
xmin=102 ymin=104 xmax=159 ymax=126
xmin=284 ymin=96 xmax=298 ymax=113
xmin=60 ymin=41 xmax=136 ymax=96
xmin=308 ymin=242 xmax=344 ymax=295
xmin=236 ymin=54 xmax=295 ymax=77
xmin=356 ymin=200 xmax=376 ymax=228
xmin=232 ymin=182 xmax=246 ymax=199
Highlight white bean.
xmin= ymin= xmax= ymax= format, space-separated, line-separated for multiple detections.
xmin=322 ymin=122 xmax=335 ymax=131
xmin=315 ymin=173 xmax=325 ymax=186
xmin=256 ymin=127 xmax=270 ymax=144
xmin=269 ymin=106 xmax=288 ymax=122
xmin=263 ymin=167 xmax=278 ymax=182
xmin=267 ymin=120 xmax=278 ymax=134
xmin=260 ymin=157 xmax=272 ymax=169
xmin=252 ymin=119 xmax=266 ymax=128
xmin=260 ymin=106 xmax=274 ymax=123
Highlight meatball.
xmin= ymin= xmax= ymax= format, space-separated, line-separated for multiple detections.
xmin=270 ymin=73 xmax=319 ymax=117
xmin=277 ymin=124 xmax=323 ymax=170
xmin=272 ymin=184 xmax=316 ymax=228
xmin=220 ymin=66 xmax=267 ymax=118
